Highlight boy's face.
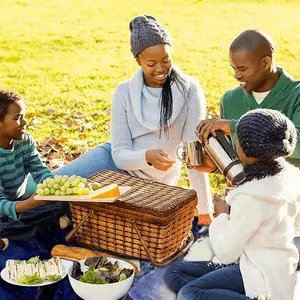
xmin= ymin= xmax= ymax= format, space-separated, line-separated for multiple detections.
xmin=0 ymin=100 xmax=27 ymax=141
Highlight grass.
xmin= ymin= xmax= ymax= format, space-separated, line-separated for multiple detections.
xmin=1 ymin=0 xmax=300 ymax=191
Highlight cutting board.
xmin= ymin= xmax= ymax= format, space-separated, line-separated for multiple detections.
xmin=34 ymin=186 xmax=131 ymax=203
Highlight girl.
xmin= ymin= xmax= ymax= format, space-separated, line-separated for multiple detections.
xmin=54 ymin=15 xmax=212 ymax=225
xmin=165 ymin=108 xmax=300 ymax=300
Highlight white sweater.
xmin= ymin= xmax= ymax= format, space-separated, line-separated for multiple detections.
xmin=110 ymin=67 xmax=212 ymax=214
xmin=209 ymin=163 xmax=300 ymax=300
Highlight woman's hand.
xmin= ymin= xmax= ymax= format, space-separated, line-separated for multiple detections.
xmin=213 ymin=194 xmax=230 ymax=217
xmin=196 ymin=118 xmax=231 ymax=145
xmin=146 ymin=149 xmax=176 ymax=171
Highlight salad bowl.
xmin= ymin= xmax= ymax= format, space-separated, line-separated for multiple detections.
xmin=68 ymin=256 xmax=134 ymax=300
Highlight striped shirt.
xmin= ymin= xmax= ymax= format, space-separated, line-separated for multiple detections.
xmin=0 ymin=133 xmax=52 ymax=220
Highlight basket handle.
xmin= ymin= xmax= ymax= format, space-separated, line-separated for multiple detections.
xmin=132 ymin=220 xmax=194 ymax=267
xmin=65 ymin=210 xmax=94 ymax=242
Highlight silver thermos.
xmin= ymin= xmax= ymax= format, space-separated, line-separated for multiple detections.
xmin=204 ymin=131 xmax=245 ymax=185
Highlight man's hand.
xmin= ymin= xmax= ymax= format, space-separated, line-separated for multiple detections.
xmin=196 ymin=118 xmax=232 ymax=145
xmin=16 ymin=194 xmax=51 ymax=213
xmin=213 ymin=194 xmax=230 ymax=217
xmin=146 ymin=149 xmax=176 ymax=171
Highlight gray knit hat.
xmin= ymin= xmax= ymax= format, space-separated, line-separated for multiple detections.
xmin=237 ymin=109 xmax=297 ymax=160
xmin=129 ymin=15 xmax=171 ymax=58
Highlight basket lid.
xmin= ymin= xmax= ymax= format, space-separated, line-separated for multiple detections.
xmin=88 ymin=170 xmax=197 ymax=218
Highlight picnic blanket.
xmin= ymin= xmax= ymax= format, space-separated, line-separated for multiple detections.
xmin=1 ymin=221 xmax=299 ymax=299
xmin=0 ymin=219 xmax=208 ymax=300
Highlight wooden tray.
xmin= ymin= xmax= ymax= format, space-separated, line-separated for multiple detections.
xmin=34 ymin=186 xmax=131 ymax=203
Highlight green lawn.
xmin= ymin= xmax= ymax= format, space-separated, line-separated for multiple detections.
xmin=1 ymin=0 xmax=300 ymax=190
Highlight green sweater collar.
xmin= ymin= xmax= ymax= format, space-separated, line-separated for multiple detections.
xmin=243 ymin=67 xmax=293 ymax=108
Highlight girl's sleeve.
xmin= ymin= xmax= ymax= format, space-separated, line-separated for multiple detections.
xmin=111 ymin=88 xmax=150 ymax=171
xmin=26 ymin=135 xmax=53 ymax=184
xmin=295 ymin=198 xmax=300 ymax=236
xmin=183 ymin=80 xmax=212 ymax=215
xmin=209 ymin=193 xmax=265 ymax=265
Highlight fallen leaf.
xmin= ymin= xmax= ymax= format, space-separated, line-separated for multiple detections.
xmin=79 ymin=133 xmax=88 ymax=139
xmin=65 ymin=120 xmax=76 ymax=127
xmin=47 ymin=108 xmax=55 ymax=115
xmin=74 ymin=112 xmax=84 ymax=118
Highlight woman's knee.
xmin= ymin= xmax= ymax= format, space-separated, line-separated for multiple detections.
xmin=53 ymin=142 xmax=118 ymax=177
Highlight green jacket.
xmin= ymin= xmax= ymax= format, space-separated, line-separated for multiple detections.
xmin=221 ymin=67 xmax=300 ymax=167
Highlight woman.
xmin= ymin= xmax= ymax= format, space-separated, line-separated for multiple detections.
xmin=54 ymin=15 xmax=212 ymax=225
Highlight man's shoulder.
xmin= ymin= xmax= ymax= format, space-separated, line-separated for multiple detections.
xmin=221 ymin=86 xmax=244 ymax=103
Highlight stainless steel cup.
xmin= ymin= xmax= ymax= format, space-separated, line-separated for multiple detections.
xmin=177 ymin=140 xmax=204 ymax=167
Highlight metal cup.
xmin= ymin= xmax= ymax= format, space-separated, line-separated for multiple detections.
xmin=177 ymin=140 xmax=204 ymax=167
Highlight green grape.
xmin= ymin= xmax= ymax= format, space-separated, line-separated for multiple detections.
xmin=36 ymin=188 xmax=43 ymax=195
xmin=92 ymin=183 xmax=101 ymax=190
xmin=63 ymin=182 xmax=70 ymax=188
xmin=77 ymin=189 xmax=84 ymax=195
xmin=61 ymin=175 xmax=68 ymax=183
xmin=47 ymin=182 xmax=54 ymax=188
xmin=43 ymin=178 xmax=52 ymax=185
xmin=54 ymin=175 xmax=62 ymax=182
xmin=71 ymin=181 xmax=78 ymax=187
xmin=55 ymin=190 xmax=61 ymax=196
xmin=66 ymin=188 xmax=73 ymax=195
xmin=78 ymin=182 xmax=85 ymax=190
xmin=81 ymin=178 xmax=88 ymax=185
xmin=39 ymin=175 xmax=91 ymax=196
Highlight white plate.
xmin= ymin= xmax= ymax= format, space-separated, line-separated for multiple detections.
xmin=0 ymin=259 xmax=73 ymax=287
xmin=34 ymin=186 xmax=131 ymax=203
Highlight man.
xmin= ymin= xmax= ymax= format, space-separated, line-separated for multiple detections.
xmin=196 ymin=29 xmax=300 ymax=169
xmin=196 ymin=29 xmax=300 ymax=269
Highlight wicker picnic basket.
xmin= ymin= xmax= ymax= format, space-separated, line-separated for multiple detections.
xmin=66 ymin=170 xmax=197 ymax=267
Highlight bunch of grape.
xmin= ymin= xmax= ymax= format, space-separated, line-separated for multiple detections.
xmin=36 ymin=175 xmax=92 ymax=196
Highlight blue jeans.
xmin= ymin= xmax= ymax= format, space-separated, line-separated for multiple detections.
xmin=0 ymin=201 xmax=70 ymax=241
xmin=165 ymin=261 xmax=253 ymax=300
xmin=53 ymin=142 xmax=124 ymax=177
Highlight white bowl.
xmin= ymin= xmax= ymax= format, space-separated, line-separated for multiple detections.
xmin=68 ymin=257 xmax=134 ymax=300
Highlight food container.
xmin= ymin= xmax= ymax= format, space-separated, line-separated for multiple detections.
xmin=68 ymin=170 xmax=197 ymax=267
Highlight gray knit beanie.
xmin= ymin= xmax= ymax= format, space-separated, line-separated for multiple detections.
xmin=129 ymin=15 xmax=171 ymax=58
xmin=237 ymin=109 xmax=297 ymax=160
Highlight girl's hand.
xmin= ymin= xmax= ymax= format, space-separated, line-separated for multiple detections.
xmin=213 ymin=194 xmax=230 ymax=217
xmin=146 ymin=149 xmax=176 ymax=171
xmin=190 ymin=148 xmax=218 ymax=173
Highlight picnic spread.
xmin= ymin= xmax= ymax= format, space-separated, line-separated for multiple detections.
xmin=0 ymin=170 xmax=206 ymax=300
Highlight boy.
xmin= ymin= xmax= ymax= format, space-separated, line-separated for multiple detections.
xmin=0 ymin=90 xmax=70 ymax=241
